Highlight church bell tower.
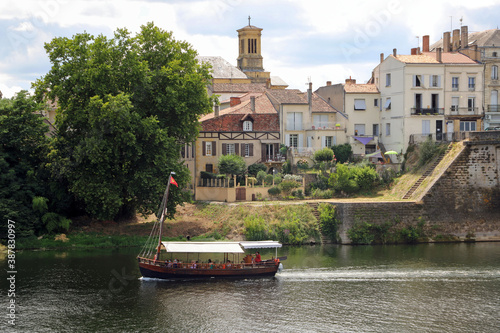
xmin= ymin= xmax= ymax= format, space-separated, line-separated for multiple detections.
xmin=237 ymin=16 xmax=270 ymax=83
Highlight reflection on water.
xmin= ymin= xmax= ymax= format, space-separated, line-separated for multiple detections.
xmin=2 ymin=243 xmax=500 ymax=332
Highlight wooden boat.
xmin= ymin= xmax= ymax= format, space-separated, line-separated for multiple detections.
xmin=137 ymin=172 xmax=284 ymax=280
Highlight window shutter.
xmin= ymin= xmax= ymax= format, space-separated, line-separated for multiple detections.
xmin=287 ymin=113 xmax=294 ymax=130
xmin=212 ymin=143 xmax=216 ymax=156
xmin=202 ymin=141 xmax=206 ymax=156
xmin=438 ymin=75 xmax=441 ymax=87
xmin=298 ymin=134 xmax=303 ymax=148
xmin=321 ymin=136 xmax=326 ymax=148
xmin=413 ymin=75 xmax=416 ymax=87
xmin=222 ymin=143 xmax=227 ymax=155
xmin=285 ymin=134 xmax=290 ymax=146
xmin=261 ymin=143 xmax=266 ymax=160
xmin=249 ymin=143 xmax=254 ymax=156
xmin=235 ymin=143 xmax=239 ymax=155
xmin=240 ymin=144 xmax=245 ymax=156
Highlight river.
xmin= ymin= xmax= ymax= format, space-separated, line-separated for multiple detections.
xmin=2 ymin=243 xmax=499 ymax=332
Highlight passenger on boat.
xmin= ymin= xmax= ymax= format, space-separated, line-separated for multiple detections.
xmin=254 ymin=252 xmax=262 ymax=263
xmin=243 ymin=254 xmax=253 ymax=264
xmin=226 ymin=260 xmax=232 ymax=269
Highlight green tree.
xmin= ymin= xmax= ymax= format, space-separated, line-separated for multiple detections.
xmin=313 ymin=147 xmax=334 ymax=163
xmin=328 ymin=164 xmax=359 ymax=194
xmin=0 ymin=91 xmax=57 ymax=237
xmin=218 ymin=154 xmax=246 ymax=177
xmin=248 ymin=163 xmax=267 ymax=177
xmin=331 ymin=144 xmax=352 ymax=164
xmin=33 ymin=23 xmax=214 ymax=220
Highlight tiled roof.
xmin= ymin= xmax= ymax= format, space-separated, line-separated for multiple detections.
xmin=196 ymin=56 xmax=248 ymax=79
xmin=344 ymin=83 xmax=379 ymax=93
xmin=266 ymin=89 xmax=307 ymax=104
xmin=393 ymin=52 xmax=477 ymax=64
xmin=311 ymin=93 xmax=337 ymax=113
xmin=200 ymin=92 xmax=277 ymax=122
xmin=211 ymin=83 xmax=267 ymax=93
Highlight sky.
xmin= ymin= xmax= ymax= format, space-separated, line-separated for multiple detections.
xmin=1 ymin=0 xmax=499 ymax=98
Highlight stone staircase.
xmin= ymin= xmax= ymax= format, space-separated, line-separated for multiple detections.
xmin=308 ymin=202 xmax=330 ymax=244
xmin=402 ymin=144 xmax=452 ymax=200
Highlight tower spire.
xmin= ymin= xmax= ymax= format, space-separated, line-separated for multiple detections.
xmin=248 ymin=15 xmax=251 ymax=26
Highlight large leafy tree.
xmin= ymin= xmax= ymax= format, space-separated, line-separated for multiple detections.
xmin=0 ymin=92 xmax=50 ymax=236
xmin=34 ymin=23 xmax=215 ymax=220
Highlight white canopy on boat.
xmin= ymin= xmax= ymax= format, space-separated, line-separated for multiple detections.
xmin=161 ymin=241 xmax=281 ymax=253
xmin=239 ymin=241 xmax=282 ymax=249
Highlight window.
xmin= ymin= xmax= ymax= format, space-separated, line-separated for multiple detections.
xmin=373 ymin=124 xmax=379 ymax=136
xmin=226 ymin=143 xmax=235 ymax=155
xmin=493 ymin=52 xmax=498 ymax=57
xmin=452 ymin=77 xmax=459 ymax=91
xmin=354 ymin=99 xmax=366 ymax=110
xmin=244 ymin=144 xmax=250 ymax=157
xmin=205 ymin=164 xmax=213 ymax=173
xmin=430 ymin=75 xmax=440 ymax=87
xmin=460 ymin=121 xmax=476 ymax=132
xmin=386 ymin=73 xmax=391 ymax=87
xmin=451 ymin=97 xmax=459 ymax=112
xmin=413 ymin=75 xmax=423 ymax=87
xmin=422 ymin=120 xmax=430 ymax=135
xmin=324 ymin=136 xmax=335 ymax=148
xmin=386 ymin=123 xmax=391 ymax=136
xmin=313 ymin=115 xmax=328 ymax=128
xmin=243 ymin=120 xmax=253 ymax=131
xmin=374 ymin=98 xmax=378 ymax=107
xmin=354 ymin=124 xmax=365 ymax=136
xmin=384 ymin=97 xmax=391 ymax=109
xmin=289 ymin=134 xmax=298 ymax=148
xmin=287 ymin=112 xmax=303 ymax=130
xmin=247 ymin=39 xmax=257 ymax=54
xmin=204 ymin=141 xmax=213 ymax=156
xmin=468 ymin=97 xmax=476 ymax=112
xmin=468 ymin=77 xmax=476 ymax=90
xmin=492 ymin=65 xmax=498 ymax=80
xmin=240 ymin=39 xmax=244 ymax=54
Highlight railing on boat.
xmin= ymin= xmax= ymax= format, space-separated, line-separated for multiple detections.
xmin=138 ymin=257 xmax=277 ymax=269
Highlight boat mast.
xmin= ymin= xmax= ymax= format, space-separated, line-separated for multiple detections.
xmin=156 ymin=172 xmax=175 ymax=261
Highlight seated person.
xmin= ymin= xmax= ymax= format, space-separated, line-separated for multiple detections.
xmin=254 ymin=252 xmax=262 ymax=263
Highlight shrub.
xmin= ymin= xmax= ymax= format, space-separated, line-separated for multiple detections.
xmin=313 ymin=147 xmax=334 ymax=163
xmin=200 ymin=171 xmax=217 ymax=179
xmin=418 ymin=136 xmax=438 ymax=166
xmin=283 ymin=174 xmax=302 ymax=182
xmin=347 ymin=222 xmax=375 ymax=244
xmin=328 ymin=164 xmax=359 ymax=194
xmin=353 ymin=166 xmax=379 ymax=190
xmin=292 ymin=189 xmax=304 ymax=199
xmin=296 ymin=159 xmax=309 ymax=170
xmin=218 ymin=154 xmax=246 ymax=176
xmin=268 ymin=186 xmax=281 ymax=197
xmin=331 ymin=143 xmax=352 ymax=164
xmin=273 ymin=175 xmax=282 ymax=185
xmin=279 ymin=180 xmax=300 ymax=196
xmin=244 ymin=215 xmax=272 ymax=241
xmin=318 ymin=203 xmax=339 ymax=242
xmin=256 ymin=170 xmax=267 ymax=185
xmin=282 ymin=160 xmax=291 ymax=174
xmin=248 ymin=163 xmax=267 ymax=177
xmin=311 ymin=188 xmax=333 ymax=199
xmin=264 ymin=174 xmax=274 ymax=186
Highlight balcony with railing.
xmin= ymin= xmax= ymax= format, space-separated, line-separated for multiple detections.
xmin=449 ymin=106 xmax=480 ymax=115
xmin=409 ymin=131 xmax=470 ymax=144
xmin=487 ymin=105 xmax=500 ymax=112
xmin=411 ymin=107 xmax=444 ymax=115
xmin=306 ymin=122 xmax=344 ymax=131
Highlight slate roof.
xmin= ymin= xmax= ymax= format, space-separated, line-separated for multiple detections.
xmin=430 ymin=29 xmax=500 ymax=49
xmin=197 ymin=56 xmax=248 ymax=79
xmin=210 ymin=83 xmax=267 ymax=93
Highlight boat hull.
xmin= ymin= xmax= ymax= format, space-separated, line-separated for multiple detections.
xmin=138 ymin=259 xmax=280 ymax=280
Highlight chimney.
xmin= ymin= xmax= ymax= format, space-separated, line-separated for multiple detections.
xmin=266 ymin=78 xmax=271 ymax=89
xmin=345 ymin=77 xmax=356 ymax=85
xmin=461 ymin=26 xmax=468 ymax=48
xmin=470 ymin=44 xmax=479 ymax=61
xmin=380 ymin=53 xmax=384 ymax=63
xmin=422 ymin=35 xmax=430 ymax=52
xmin=326 ymin=81 xmax=332 ymax=86
xmin=214 ymin=104 xmax=220 ymax=117
xmin=411 ymin=48 xmax=417 ymax=55
xmin=443 ymin=32 xmax=451 ymax=52
xmin=452 ymin=29 xmax=460 ymax=51
xmin=393 ymin=48 xmax=397 ymax=57
xmin=230 ymin=97 xmax=241 ymax=107
xmin=308 ymin=82 xmax=312 ymax=114
xmin=436 ymin=47 xmax=442 ymax=62
xmin=250 ymin=96 xmax=255 ymax=111
xmin=417 ymin=47 xmax=421 ymax=55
